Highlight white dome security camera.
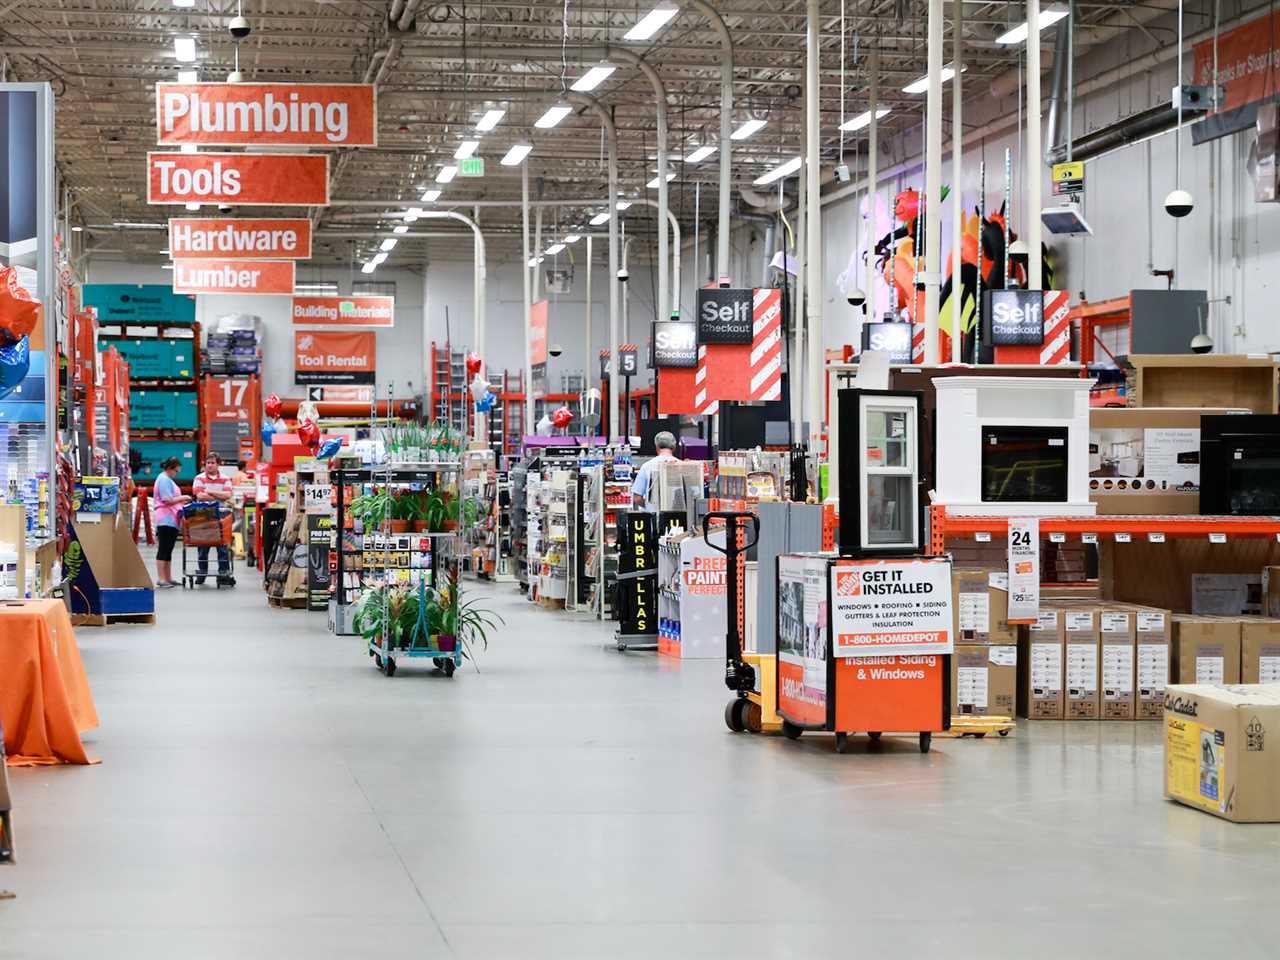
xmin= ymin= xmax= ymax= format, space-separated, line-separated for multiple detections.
xmin=229 ymin=16 xmax=251 ymax=39
xmin=1190 ymin=332 xmax=1214 ymax=354
xmin=617 ymin=267 xmax=629 ymax=283
xmin=549 ymin=344 xmax=563 ymax=358
xmin=1165 ymin=189 xmax=1195 ymax=218
xmin=846 ymin=287 xmax=866 ymax=308
xmin=218 ymin=203 xmax=233 ymax=213
xmin=227 ymin=70 xmax=244 ymax=83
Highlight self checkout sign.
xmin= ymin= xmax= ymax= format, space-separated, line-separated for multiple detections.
xmin=696 ymin=287 xmax=754 ymax=344
xmin=652 ymin=320 xmax=698 ymax=368
xmin=989 ymin=289 xmax=1045 ymax=347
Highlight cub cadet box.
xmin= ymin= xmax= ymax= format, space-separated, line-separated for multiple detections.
xmin=952 ymin=643 xmax=1017 ymax=718
xmin=1018 ymin=610 xmax=1065 ymax=720
xmin=1241 ymin=617 xmax=1280 ymax=684
xmin=1172 ymin=615 xmax=1242 ymax=685
xmin=1164 ymin=684 xmax=1280 ymax=823
xmin=1062 ymin=606 xmax=1101 ymax=720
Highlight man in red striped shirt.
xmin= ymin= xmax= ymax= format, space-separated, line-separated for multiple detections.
xmin=192 ymin=453 xmax=235 ymax=586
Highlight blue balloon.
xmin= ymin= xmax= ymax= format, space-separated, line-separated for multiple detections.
xmin=316 ymin=437 xmax=343 ymax=460
xmin=0 ymin=336 xmax=30 ymax=401
xmin=476 ymin=390 xmax=498 ymax=413
xmin=261 ymin=422 xmax=276 ymax=447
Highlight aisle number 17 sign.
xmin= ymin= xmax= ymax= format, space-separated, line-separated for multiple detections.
xmin=829 ymin=557 xmax=954 ymax=658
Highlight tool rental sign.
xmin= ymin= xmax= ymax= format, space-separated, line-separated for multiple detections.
xmin=294 ymin=330 xmax=376 ymax=385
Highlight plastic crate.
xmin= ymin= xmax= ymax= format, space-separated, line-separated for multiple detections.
xmin=132 ymin=440 xmax=197 ymax=482
xmin=129 ymin=390 xmax=173 ymax=429
xmin=171 ymin=392 xmax=199 ymax=429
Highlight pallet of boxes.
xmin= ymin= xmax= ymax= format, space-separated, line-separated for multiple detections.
xmin=950 ymin=568 xmax=1018 ymax=726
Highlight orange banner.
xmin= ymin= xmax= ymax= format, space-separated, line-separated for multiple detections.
xmin=156 ymin=83 xmax=377 ymax=147
xmin=530 ymin=299 xmax=549 ymax=365
xmin=168 ymin=218 xmax=312 ymax=259
xmin=1193 ymin=10 xmax=1280 ymax=113
xmin=291 ymin=295 xmax=394 ymax=327
xmin=147 ymin=152 xmax=329 ymax=206
xmin=294 ymin=330 xmax=376 ymax=384
xmin=172 ymin=259 xmax=295 ymax=295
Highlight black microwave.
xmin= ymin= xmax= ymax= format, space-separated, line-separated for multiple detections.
xmin=1200 ymin=415 xmax=1280 ymax=515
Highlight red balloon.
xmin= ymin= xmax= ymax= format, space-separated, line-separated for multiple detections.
xmin=551 ymin=406 xmax=574 ymax=429
xmin=465 ymin=351 xmax=483 ymax=376
xmin=297 ymin=418 xmax=321 ymax=452
xmin=0 ymin=267 xmax=39 ymax=346
xmin=264 ymin=393 xmax=282 ymax=419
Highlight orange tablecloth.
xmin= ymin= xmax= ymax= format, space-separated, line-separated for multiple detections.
xmin=0 ymin=599 xmax=99 ymax=765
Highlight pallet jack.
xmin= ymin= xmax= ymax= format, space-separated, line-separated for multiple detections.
xmin=705 ymin=511 xmax=780 ymax=735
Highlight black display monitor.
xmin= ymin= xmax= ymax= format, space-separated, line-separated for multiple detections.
xmin=638 ymin=416 xmax=681 ymax=456
xmin=980 ymin=426 xmax=1070 ymax=503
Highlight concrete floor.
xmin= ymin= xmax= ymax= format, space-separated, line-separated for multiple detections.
xmin=3 ymin=573 xmax=1280 ymax=959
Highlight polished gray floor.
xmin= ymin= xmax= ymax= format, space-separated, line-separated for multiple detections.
xmin=3 ymin=572 xmax=1279 ymax=958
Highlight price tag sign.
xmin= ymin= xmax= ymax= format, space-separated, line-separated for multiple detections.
xmin=1081 ymin=533 xmax=1098 ymax=545
xmin=1007 ymin=517 xmax=1040 ymax=622
xmin=303 ymin=483 xmax=331 ymax=515
xmin=1148 ymin=532 xmax=1166 ymax=543
xmin=1115 ymin=532 xmax=1132 ymax=543
xmin=1049 ymin=532 xmax=1066 ymax=544
xmin=1209 ymin=532 xmax=1227 ymax=544
xmin=975 ymin=531 xmax=992 ymax=543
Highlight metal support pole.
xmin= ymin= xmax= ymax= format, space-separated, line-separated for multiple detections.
xmin=521 ymin=162 xmax=533 ymax=436
xmin=923 ymin=0 xmax=944 ymax=364
xmin=794 ymin=152 xmax=807 ymax=446
xmin=1027 ymin=0 xmax=1044 ymax=290
xmin=805 ymin=0 xmax=824 ymax=449
xmin=867 ymin=51 xmax=879 ymax=321
xmin=951 ymin=0 xmax=964 ymax=363
xmin=584 ymin=234 xmax=593 ymax=388
xmin=690 ymin=0 xmax=733 ymax=283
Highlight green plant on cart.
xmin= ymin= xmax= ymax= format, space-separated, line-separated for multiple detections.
xmin=349 ymin=489 xmax=394 ymax=529
xmin=390 ymin=492 xmax=424 ymax=523
xmin=354 ymin=584 xmax=405 ymax=646
xmin=430 ymin=568 xmax=503 ymax=653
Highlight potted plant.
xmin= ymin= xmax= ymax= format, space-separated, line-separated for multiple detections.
xmin=354 ymin=584 xmax=410 ymax=648
xmin=429 ymin=569 xmax=503 ymax=653
xmin=349 ymin=490 xmax=393 ymax=531
xmin=388 ymin=493 xmax=421 ymax=533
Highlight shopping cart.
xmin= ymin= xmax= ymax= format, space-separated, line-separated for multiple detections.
xmin=180 ymin=501 xmax=236 ymax=589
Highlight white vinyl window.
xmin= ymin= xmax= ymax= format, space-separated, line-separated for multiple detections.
xmin=859 ymin=395 xmax=919 ymax=550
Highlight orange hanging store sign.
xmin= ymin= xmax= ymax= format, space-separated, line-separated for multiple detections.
xmin=168 ymin=218 xmax=312 ymax=259
xmin=294 ymin=330 xmax=376 ymax=385
xmin=1193 ymin=9 xmax=1280 ymax=113
xmin=172 ymin=259 xmax=296 ymax=295
xmin=291 ymin=295 xmax=395 ymax=328
xmin=156 ymin=83 xmax=377 ymax=147
xmin=147 ymin=152 xmax=330 ymax=206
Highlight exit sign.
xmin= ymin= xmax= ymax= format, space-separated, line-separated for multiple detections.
xmin=459 ymin=157 xmax=485 ymax=177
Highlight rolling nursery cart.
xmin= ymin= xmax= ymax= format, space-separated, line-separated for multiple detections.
xmin=180 ymin=501 xmax=235 ymax=589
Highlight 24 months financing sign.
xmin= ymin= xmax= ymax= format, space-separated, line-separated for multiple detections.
xmin=830 ymin=557 xmax=954 ymax=658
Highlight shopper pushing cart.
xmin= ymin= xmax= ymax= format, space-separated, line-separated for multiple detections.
xmin=186 ymin=453 xmax=236 ymax=587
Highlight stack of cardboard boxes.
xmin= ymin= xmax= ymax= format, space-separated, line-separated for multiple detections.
xmin=950 ymin=568 xmax=1018 ymax=719
xmin=1171 ymin=614 xmax=1280 ymax=685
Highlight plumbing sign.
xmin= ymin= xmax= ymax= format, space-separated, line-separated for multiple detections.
xmin=156 ymin=83 xmax=376 ymax=147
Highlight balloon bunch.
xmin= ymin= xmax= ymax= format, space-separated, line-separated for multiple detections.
xmin=261 ymin=393 xmax=286 ymax=448
xmin=0 ymin=268 xmax=37 ymax=400
xmin=475 ymin=390 xmax=498 ymax=414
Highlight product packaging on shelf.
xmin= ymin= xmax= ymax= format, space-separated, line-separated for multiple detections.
xmin=1164 ymin=683 xmax=1280 ymax=823
xmin=1018 ymin=610 xmax=1064 ymax=720
xmin=1172 ymin=615 xmax=1242 ymax=686
xmin=951 ymin=567 xmax=1016 ymax=646
xmin=952 ymin=643 xmax=1017 ymax=718
xmin=1191 ymin=574 xmax=1262 ymax=617
xmin=1099 ymin=606 xmax=1137 ymax=720
xmin=1241 ymin=617 xmax=1280 ymax=684
xmin=1126 ymin=605 xmax=1172 ymax=720
xmin=1062 ymin=606 xmax=1101 ymax=721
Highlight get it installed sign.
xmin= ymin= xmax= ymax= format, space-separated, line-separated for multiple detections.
xmin=147 ymin=152 xmax=329 ymax=206
xmin=829 ymin=557 xmax=954 ymax=657
xmin=172 ymin=259 xmax=295 ymax=295
xmin=155 ymin=83 xmax=376 ymax=147
xmin=291 ymin=295 xmax=394 ymax=328
xmin=295 ymin=330 xmax=376 ymax=385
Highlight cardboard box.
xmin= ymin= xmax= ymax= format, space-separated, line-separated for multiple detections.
xmin=1241 ymin=617 xmax=1280 ymax=684
xmin=1099 ymin=607 xmax=1137 ymax=720
xmin=1172 ymin=615 xmax=1242 ymax=685
xmin=952 ymin=567 xmax=1015 ymax=645
xmin=1164 ymin=684 xmax=1280 ymax=823
xmin=1018 ymin=610 xmax=1065 ymax=719
xmin=1129 ymin=605 xmax=1173 ymax=720
xmin=1062 ymin=606 xmax=1101 ymax=720
xmin=1262 ymin=567 xmax=1280 ymax=619
xmin=952 ymin=643 xmax=1018 ymax=718
xmin=1191 ymin=574 xmax=1262 ymax=617
xmin=67 ymin=510 xmax=155 ymax=618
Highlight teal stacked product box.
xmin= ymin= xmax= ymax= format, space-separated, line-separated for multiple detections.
xmin=170 ymin=392 xmax=199 ymax=429
xmin=132 ymin=440 xmax=197 ymax=482
xmin=167 ymin=340 xmax=194 ymax=379
xmin=107 ymin=339 xmax=171 ymax=379
xmin=129 ymin=390 xmax=173 ymax=430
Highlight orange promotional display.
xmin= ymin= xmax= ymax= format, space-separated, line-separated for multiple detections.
xmin=156 ymin=82 xmax=377 ymax=147
xmin=169 ymin=218 xmax=312 ymax=259
xmin=291 ymin=295 xmax=394 ymax=327
xmin=171 ymin=258 xmax=295 ymax=295
xmin=1193 ymin=9 xmax=1280 ymax=113
xmin=147 ymin=152 xmax=329 ymax=206
xmin=294 ymin=330 xmax=376 ymax=385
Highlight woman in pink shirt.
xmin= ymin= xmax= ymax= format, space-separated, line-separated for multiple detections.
xmin=153 ymin=457 xmax=190 ymax=588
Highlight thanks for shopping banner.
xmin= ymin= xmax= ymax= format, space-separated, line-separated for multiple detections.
xmin=294 ymin=330 xmax=375 ymax=385
xmin=1193 ymin=9 xmax=1280 ymax=113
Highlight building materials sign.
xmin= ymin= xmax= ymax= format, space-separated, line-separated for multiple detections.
xmin=829 ymin=557 xmax=954 ymax=658
xmin=171 ymin=258 xmax=295 ymax=295
xmin=147 ymin=152 xmax=329 ymax=206
xmin=696 ymin=287 xmax=754 ymax=344
xmin=155 ymin=83 xmax=376 ymax=147
xmin=294 ymin=330 xmax=375 ymax=385
xmin=168 ymin=218 xmax=312 ymax=259
xmin=291 ymin=295 xmax=394 ymax=328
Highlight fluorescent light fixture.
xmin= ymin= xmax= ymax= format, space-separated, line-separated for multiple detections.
xmin=624 ymin=3 xmax=679 ymax=41
xmin=161 ymin=263 xmax=174 ymax=270
xmin=839 ymin=107 xmax=892 ymax=132
xmin=436 ymin=165 xmax=457 ymax=183
xmin=500 ymin=143 xmax=532 ymax=165
xmin=545 ymin=243 xmax=566 ymax=255
xmin=570 ymin=62 xmax=616 ymax=92
xmin=534 ymin=103 xmax=573 ymax=129
xmin=684 ymin=145 xmax=717 ymax=163
xmin=616 ymin=201 xmax=632 ymax=211
xmin=903 ymin=63 xmax=965 ymax=94
xmin=403 ymin=207 xmax=425 ymax=222
xmin=372 ymin=252 xmax=388 ymax=265
xmin=174 ymin=37 xmax=196 ymax=62
xmin=420 ymin=189 xmax=441 ymax=203
xmin=180 ymin=144 xmax=198 ymax=154
xmin=647 ymin=172 xmax=677 ymax=188
xmin=380 ymin=238 xmax=398 ymax=252
xmin=173 ymin=0 xmax=195 ymax=7
xmin=185 ymin=201 xmax=200 ymax=211
xmin=476 ymin=108 xmax=505 ymax=132
xmin=754 ymin=156 xmax=802 ymax=186
xmin=71 ymin=225 xmax=83 ymax=232
xmin=159 ymin=249 xmax=172 ymax=256
xmin=178 ymin=69 xmax=198 ymax=83
xmin=589 ymin=212 xmax=611 ymax=226
xmin=394 ymin=225 xmax=409 ymax=234
xmin=731 ymin=118 xmax=767 ymax=140
xmin=454 ymin=140 xmax=479 ymax=160
xmin=361 ymin=261 xmax=377 ymax=274
xmin=564 ymin=234 xmax=581 ymax=243
xmin=996 ymin=8 xmax=1069 ymax=45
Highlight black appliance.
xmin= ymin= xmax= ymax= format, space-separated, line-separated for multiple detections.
xmin=980 ymin=426 xmax=1070 ymax=503
xmin=719 ymin=402 xmax=767 ymax=449
xmin=1200 ymin=415 xmax=1280 ymax=515
xmin=638 ymin=416 xmax=681 ymax=456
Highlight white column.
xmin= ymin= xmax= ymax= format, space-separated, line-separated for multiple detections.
xmin=867 ymin=51 xmax=879 ymax=321
xmin=951 ymin=0 xmax=963 ymax=363
xmin=805 ymin=0 xmax=824 ymax=451
xmin=1027 ymin=0 xmax=1044 ymax=290
xmin=923 ymin=0 xmax=944 ymax=364
xmin=521 ymin=162 xmax=533 ymax=435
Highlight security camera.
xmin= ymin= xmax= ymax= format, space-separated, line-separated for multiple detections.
xmin=617 ymin=267 xmax=629 ymax=283
xmin=227 ymin=70 xmax=244 ymax=83
xmin=846 ymin=287 xmax=866 ymax=308
xmin=1190 ymin=332 xmax=1214 ymax=354
xmin=1165 ymin=188 xmax=1194 ymax=218
xmin=229 ymin=16 xmax=251 ymax=39
xmin=549 ymin=344 xmax=563 ymax=358
xmin=218 ymin=203 xmax=233 ymax=213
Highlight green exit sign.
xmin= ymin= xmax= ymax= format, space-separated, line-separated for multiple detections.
xmin=458 ymin=157 xmax=485 ymax=177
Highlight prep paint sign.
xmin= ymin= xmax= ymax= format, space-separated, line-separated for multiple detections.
xmin=172 ymin=258 xmax=295 ymax=295
xmin=1007 ymin=517 xmax=1040 ymax=623
xmin=147 ymin=152 xmax=329 ymax=206
xmin=156 ymin=83 xmax=377 ymax=147
xmin=169 ymin=218 xmax=312 ymax=259
xmin=830 ymin=557 xmax=953 ymax=658
xmin=291 ymin=295 xmax=394 ymax=328
xmin=294 ymin=330 xmax=375 ymax=385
